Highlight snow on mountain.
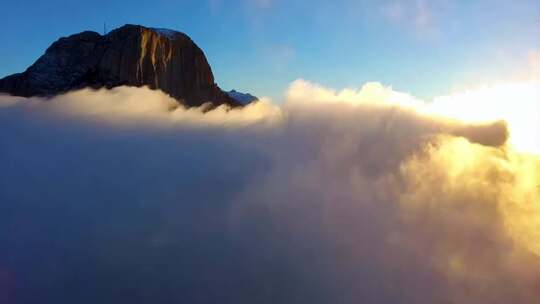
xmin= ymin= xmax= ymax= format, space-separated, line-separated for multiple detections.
xmin=152 ymin=28 xmax=180 ymax=39
xmin=227 ymin=89 xmax=259 ymax=105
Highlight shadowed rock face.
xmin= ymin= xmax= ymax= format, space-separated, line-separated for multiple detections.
xmin=0 ymin=24 xmax=239 ymax=107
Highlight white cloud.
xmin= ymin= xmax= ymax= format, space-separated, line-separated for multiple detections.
xmin=0 ymin=82 xmax=539 ymax=303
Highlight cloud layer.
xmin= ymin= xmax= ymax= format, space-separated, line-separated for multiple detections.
xmin=0 ymin=83 xmax=539 ymax=303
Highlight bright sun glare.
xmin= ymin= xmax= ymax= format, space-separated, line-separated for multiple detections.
xmin=426 ymin=82 xmax=540 ymax=154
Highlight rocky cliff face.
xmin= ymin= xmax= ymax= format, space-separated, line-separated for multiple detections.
xmin=0 ymin=24 xmax=238 ymax=107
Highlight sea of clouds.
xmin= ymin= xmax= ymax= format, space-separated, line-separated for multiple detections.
xmin=0 ymin=81 xmax=539 ymax=303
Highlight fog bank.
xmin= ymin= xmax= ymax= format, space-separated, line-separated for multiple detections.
xmin=0 ymin=83 xmax=539 ymax=303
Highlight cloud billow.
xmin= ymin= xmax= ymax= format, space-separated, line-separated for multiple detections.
xmin=0 ymin=83 xmax=538 ymax=303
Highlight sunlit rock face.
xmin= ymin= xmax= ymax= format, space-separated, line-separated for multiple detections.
xmin=0 ymin=24 xmax=238 ymax=107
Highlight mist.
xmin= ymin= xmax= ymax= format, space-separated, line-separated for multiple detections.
xmin=0 ymin=83 xmax=539 ymax=303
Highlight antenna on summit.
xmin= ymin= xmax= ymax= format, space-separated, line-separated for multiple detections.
xmin=103 ymin=22 xmax=107 ymax=35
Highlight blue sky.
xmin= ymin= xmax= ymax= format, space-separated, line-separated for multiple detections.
xmin=0 ymin=0 xmax=538 ymax=100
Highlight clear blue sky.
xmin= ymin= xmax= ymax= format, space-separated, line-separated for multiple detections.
xmin=0 ymin=0 xmax=538 ymax=100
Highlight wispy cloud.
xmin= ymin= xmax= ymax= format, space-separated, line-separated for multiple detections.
xmin=380 ymin=0 xmax=446 ymax=40
xmin=528 ymin=50 xmax=540 ymax=80
xmin=265 ymin=44 xmax=296 ymax=73
xmin=253 ymin=0 xmax=272 ymax=9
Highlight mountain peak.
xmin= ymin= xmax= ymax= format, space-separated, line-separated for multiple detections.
xmin=109 ymin=24 xmax=190 ymax=41
xmin=227 ymin=89 xmax=259 ymax=105
xmin=0 ymin=24 xmax=239 ymax=107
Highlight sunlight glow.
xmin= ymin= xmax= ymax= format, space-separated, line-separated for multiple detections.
xmin=426 ymin=82 xmax=540 ymax=154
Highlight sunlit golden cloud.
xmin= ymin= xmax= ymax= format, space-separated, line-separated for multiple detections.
xmin=287 ymin=79 xmax=540 ymax=154
xmin=0 ymin=81 xmax=539 ymax=303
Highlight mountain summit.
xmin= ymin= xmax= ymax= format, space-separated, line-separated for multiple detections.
xmin=0 ymin=24 xmax=239 ymax=107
